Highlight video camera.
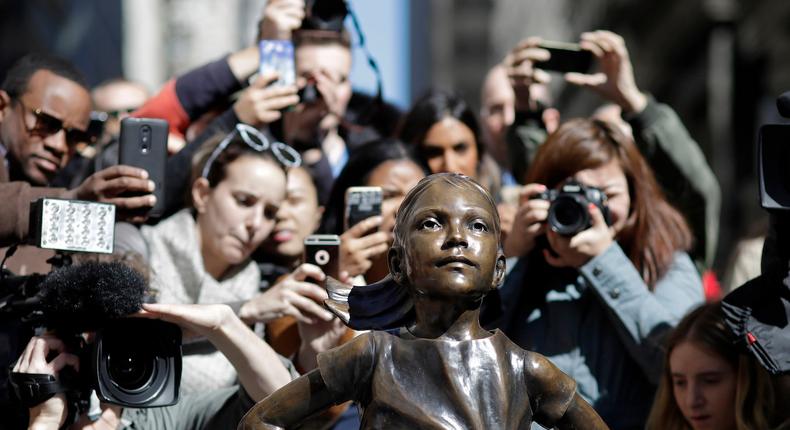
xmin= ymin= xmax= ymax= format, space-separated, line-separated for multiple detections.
xmin=1 ymin=199 xmax=181 ymax=424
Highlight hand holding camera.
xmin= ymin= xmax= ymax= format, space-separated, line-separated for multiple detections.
xmin=543 ymin=202 xmax=614 ymax=268
xmin=12 ymin=334 xmax=77 ymax=430
xmin=503 ymin=37 xmax=552 ymax=112
xmin=503 ymin=183 xmax=549 ymax=258
xmin=565 ymin=30 xmax=648 ymax=114
xmin=259 ymin=0 xmax=306 ymax=40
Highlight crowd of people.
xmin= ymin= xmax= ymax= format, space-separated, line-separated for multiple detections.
xmin=1 ymin=0 xmax=788 ymax=429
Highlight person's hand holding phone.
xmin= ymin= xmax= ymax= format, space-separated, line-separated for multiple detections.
xmin=339 ymin=215 xmax=389 ymax=278
xmin=66 ymin=165 xmax=156 ymax=224
xmin=503 ymin=37 xmax=552 ymax=112
xmin=239 ymin=263 xmax=334 ymax=325
xmin=565 ymin=30 xmax=648 ymax=114
xmin=234 ymin=71 xmax=299 ymax=127
xmin=258 ymin=0 xmax=305 ymax=40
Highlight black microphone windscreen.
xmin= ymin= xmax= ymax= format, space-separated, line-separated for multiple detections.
xmin=39 ymin=261 xmax=146 ymax=331
xmin=776 ymin=92 xmax=790 ymax=119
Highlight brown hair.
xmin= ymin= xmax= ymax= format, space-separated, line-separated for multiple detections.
xmin=646 ymin=302 xmax=775 ymax=430
xmin=526 ymin=118 xmax=692 ymax=288
xmin=293 ymin=29 xmax=352 ymax=50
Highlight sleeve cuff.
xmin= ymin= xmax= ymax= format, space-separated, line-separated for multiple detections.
xmin=579 ymin=242 xmax=645 ymax=303
xmin=622 ymin=94 xmax=660 ymax=132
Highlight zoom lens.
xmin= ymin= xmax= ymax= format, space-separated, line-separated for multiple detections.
xmin=107 ymin=346 xmax=155 ymax=393
xmin=548 ymin=196 xmax=589 ymax=236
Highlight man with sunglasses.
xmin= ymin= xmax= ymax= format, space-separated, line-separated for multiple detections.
xmin=0 ymin=53 xmax=156 ymax=247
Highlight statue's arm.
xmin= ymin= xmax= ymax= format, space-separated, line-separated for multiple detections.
xmin=237 ymin=369 xmax=341 ymax=430
xmin=555 ymin=393 xmax=609 ymax=430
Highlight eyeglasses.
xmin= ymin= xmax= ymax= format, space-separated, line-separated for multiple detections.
xmin=201 ymin=123 xmax=301 ymax=179
xmin=17 ymin=100 xmax=95 ymax=146
xmin=106 ymin=107 xmax=137 ymax=119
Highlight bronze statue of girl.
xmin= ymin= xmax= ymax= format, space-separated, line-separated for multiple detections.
xmin=240 ymin=173 xmax=608 ymax=429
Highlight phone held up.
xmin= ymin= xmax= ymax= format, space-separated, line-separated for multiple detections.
xmin=304 ymin=234 xmax=341 ymax=282
xmin=535 ymin=41 xmax=594 ymax=74
xmin=259 ymin=39 xmax=296 ymax=88
xmin=345 ymin=186 xmax=383 ymax=232
xmin=119 ymin=117 xmax=168 ymax=217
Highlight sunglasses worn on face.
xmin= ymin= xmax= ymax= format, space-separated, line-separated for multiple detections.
xmin=18 ymin=101 xmax=95 ymax=146
xmin=201 ymin=123 xmax=302 ymax=179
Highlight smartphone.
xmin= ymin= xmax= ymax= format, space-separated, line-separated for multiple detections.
xmin=345 ymin=186 xmax=383 ymax=231
xmin=304 ymin=234 xmax=341 ymax=280
xmin=259 ymin=40 xmax=296 ymax=88
xmin=119 ymin=117 xmax=168 ymax=217
xmin=536 ymin=41 xmax=594 ymax=73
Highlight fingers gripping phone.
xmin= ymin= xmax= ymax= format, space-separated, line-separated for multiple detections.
xmin=344 ymin=186 xmax=383 ymax=231
xmin=535 ymin=41 xmax=594 ymax=73
xmin=259 ymin=40 xmax=296 ymax=88
xmin=119 ymin=118 xmax=168 ymax=217
xmin=304 ymin=234 xmax=341 ymax=281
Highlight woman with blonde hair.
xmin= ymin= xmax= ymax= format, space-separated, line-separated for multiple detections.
xmin=646 ymin=302 xmax=775 ymax=430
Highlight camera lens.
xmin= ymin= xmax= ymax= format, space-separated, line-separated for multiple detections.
xmin=107 ymin=346 xmax=155 ymax=393
xmin=548 ymin=197 xmax=588 ymax=236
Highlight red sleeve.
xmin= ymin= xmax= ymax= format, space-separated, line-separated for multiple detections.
xmin=132 ymin=80 xmax=189 ymax=139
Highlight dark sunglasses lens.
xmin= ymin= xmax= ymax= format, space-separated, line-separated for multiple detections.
xmin=34 ymin=111 xmax=63 ymax=135
xmin=66 ymin=129 xmax=94 ymax=145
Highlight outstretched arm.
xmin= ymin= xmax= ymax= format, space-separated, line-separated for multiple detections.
xmin=555 ymin=393 xmax=609 ymax=430
xmin=238 ymin=370 xmax=339 ymax=430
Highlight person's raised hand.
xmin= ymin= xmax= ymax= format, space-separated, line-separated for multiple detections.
xmin=240 ymin=263 xmax=334 ymax=324
xmin=13 ymin=335 xmax=80 ymax=430
xmin=234 ymin=71 xmax=299 ymax=127
xmin=503 ymin=183 xmax=550 ymax=258
xmin=504 ymin=37 xmax=551 ymax=112
xmin=340 ymin=216 xmax=390 ymax=277
xmin=565 ymin=30 xmax=647 ymax=114
xmin=137 ymin=302 xmax=235 ymax=340
xmin=543 ymin=202 xmax=614 ymax=268
xmin=259 ymin=0 xmax=305 ymax=40
xmin=66 ymin=165 xmax=156 ymax=224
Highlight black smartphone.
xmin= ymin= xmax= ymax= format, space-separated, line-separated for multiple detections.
xmin=304 ymin=234 xmax=341 ymax=280
xmin=119 ymin=117 xmax=168 ymax=217
xmin=344 ymin=186 xmax=383 ymax=231
xmin=758 ymin=124 xmax=790 ymax=210
xmin=536 ymin=41 xmax=594 ymax=73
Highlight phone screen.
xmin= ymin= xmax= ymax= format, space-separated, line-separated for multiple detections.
xmin=345 ymin=187 xmax=383 ymax=231
xmin=536 ymin=41 xmax=593 ymax=73
xmin=259 ymin=40 xmax=295 ymax=87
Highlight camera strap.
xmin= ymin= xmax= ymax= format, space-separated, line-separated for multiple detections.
xmin=9 ymin=371 xmax=69 ymax=407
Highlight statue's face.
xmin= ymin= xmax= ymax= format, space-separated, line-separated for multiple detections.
xmin=398 ymin=182 xmax=502 ymax=299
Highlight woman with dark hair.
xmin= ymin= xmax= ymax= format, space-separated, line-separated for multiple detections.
xmin=398 ymin=90 xmax=502 ymax=198
xmin=117 ymin=125 xmax=336 ymax=394
xmin=487 ymin=118 xmax=704 ymax=428
xmin=320 ymin=138 xmax=427 ymax=282
xmin=646 ymin=302 xmax=776 ymax=430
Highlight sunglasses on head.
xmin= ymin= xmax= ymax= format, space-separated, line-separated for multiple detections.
xmin=18 ymin=100 xmax=96 ymax=146
xmin=201 ymin=123 xmax=302 ymax=179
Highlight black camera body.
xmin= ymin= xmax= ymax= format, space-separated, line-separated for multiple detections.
xmin=532 ymin=180 xmax=612 ymax=236
xmin=1 ymin=263 xmax=182 ymax=414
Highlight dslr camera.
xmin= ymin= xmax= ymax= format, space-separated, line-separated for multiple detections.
xmin=532 ymin=180 xmax=612 ymax=236
xmin=296 ymin=0 xmax=349 ymax=104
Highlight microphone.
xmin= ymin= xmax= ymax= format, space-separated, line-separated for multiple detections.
xmin=38 ymin=261 xmax=146 ymax=332
xmin=776 ymin=91 xmax=790 ymax=119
